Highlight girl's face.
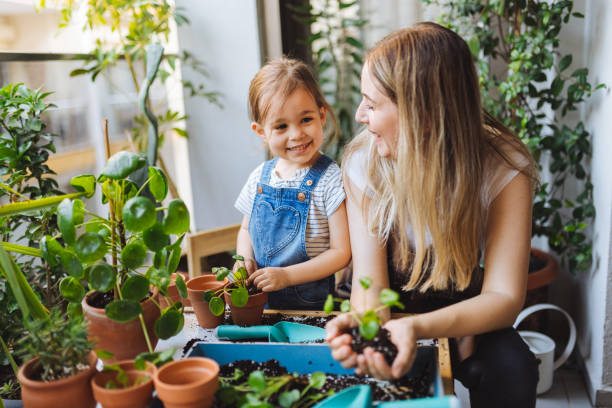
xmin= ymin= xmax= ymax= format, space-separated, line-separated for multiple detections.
xmin=355 ymin=63 xmax=399 ymax=158
xmin=253 ymin=87 xmax=326 ymax=169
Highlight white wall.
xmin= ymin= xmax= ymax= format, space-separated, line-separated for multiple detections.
xmin=176 ymin=1 xmax=266 ymax=231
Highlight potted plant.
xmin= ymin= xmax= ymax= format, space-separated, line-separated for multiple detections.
xmin=186 ymin=274 xmax=228 ymax=329
xmin=206 ymin=255 xmax=268 ymax=326
xmin=153 ymin=356 xmax=220 ymax=408
xmin=424 ymin=1 xmax=604 ymax=280
xmin=16 ymin=308 xmax=96 ymax=408
xmin=324 ymin=277 xmax=405 ymax=364
xmin=91 ymin=356 xmax=157 ymax=408
xmin=44 ymin=150 xmax=191 ymax=361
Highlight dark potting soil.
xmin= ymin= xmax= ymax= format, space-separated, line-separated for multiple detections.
xmin=213 ymin=359 xmax=432 ymax=406
xmin=87 ymin=291 xmax=114 ymax=308
xmin=349 ymin=326 xmax=398 ymax=366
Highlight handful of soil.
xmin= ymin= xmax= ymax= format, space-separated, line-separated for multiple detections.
xmin=349 ymin=326 xmax=398 ymax=366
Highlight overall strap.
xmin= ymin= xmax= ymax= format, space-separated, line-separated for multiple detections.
xmin=299 ymin=154 xmax=333 ymax=191
xmin=259 ymin=157 xmax=279 ymax=184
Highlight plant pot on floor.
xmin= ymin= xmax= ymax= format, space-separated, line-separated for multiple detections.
xmin=82 ymin=290 xmax=161 ymax=363
xmin=159 ymin=271 xmax=191 ymax=309
xmin=187 ymin=275 xmax=228 ymax=328
xmin=153 ymin=357 xmax=219 ymax=408
xmin=224 ymin=290 xmax=268 ymax=326
xmin=91 ymin=360 xmax=157 ymax=408
xmin=17 ymin=351 xmax=97 ymax=408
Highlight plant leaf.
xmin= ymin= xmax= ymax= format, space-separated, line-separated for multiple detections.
xmin=75 ymin=232 xmax=108 ymax=263
xmin=248 ymin=370 xmax=266 ymax=392
xmin=155 ymin=308 xmax=184 ymax=339
xmin=121 ymin=274 xmax=150 ymax=302
xmin=163 ymin=199 xmax=190 ymax=235
xmin=143 ymin=222 xmax=169 ymax=251
xmin=121 ymin=241 xmax=148 ymax=270
xmin=70 ymin=174 xmax=96 ymax=198
xmin=175 ymin=274 xmax=187 ymax=299
xmin=208 ymin=296 xmax=225 ymax=316
xmin=105 ymin=299 xmax=143 ymax=322
xmin=148 ymin=166 xmax=168 ymax=202
xmin=89 ymin=263 xmax=116 ymax=292
xmin=102 ymin=151 xmax=146 ymax=180
xmin=230 ymin=287 xmax=248 ymax=307
xmin=122 ymin=196 xmax=156 ymax=232
xmin=59 ymin=276 xmax=85 ymax=303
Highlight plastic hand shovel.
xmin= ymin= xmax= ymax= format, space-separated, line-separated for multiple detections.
xmin=312 ymin=385 xmax=461 ymax=408
xmin=215 ymin=322 xmax=326 ymax=343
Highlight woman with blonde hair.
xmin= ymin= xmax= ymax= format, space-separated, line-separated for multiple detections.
xmin=326 ymin=22 xmax=539 ymax=407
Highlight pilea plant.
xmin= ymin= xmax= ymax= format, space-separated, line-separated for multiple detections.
xmin=216 ymin=368 xmax=332 ymax=408
xmin=424 ymin=0 xmax=605 ymax=272
xmin=205 ymin=255 xmax=250 ymax=316
xmin=324 ymin=277 xmax=404 ymax=340
xmin=47 ymin=150 xmax=190 ymax=345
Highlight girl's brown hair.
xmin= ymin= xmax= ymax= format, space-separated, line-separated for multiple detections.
xmin=248 ymin=57 xmax=338 ymax=139
xmin=344 ymin=22 xmax=537 ymax=291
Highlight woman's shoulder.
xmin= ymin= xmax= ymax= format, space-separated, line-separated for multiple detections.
xmin=342 ymin=142 xmax=369 ymax=192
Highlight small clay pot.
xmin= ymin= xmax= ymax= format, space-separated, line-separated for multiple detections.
xmin=159 ymin=271 xmax=191 ymax=309
xmin=527 ymin=248 xmax=559 ymax=290
xmin=187 ymin=275 xmax=228 ymax=328
xmin=153 ymin=357 xmax=219 ymax=408
xmin=91 ymin=360 xmax=156 ymax=408
xmin=18 ymin=350 xmax=97 ymax=408
xmin=82 ymin=290 xmax=160 ymax=363
xmin=224 ymin=290 xmax=268 ymax=326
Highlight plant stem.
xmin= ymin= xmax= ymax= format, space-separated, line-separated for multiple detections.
xmin=0 ymin=335 xmax=19 ymax=377
xmin=138 ymin=313 xmax=154 ymax=353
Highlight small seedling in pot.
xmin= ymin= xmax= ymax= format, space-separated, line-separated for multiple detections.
xmin=324 ymin=277 xmax=404 ymax=365
xmin=204 ymin=254 xmax=252 ymax=316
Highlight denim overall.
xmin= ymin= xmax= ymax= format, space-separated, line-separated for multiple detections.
xmin=249 ymin=154 xmax=335 ymax=310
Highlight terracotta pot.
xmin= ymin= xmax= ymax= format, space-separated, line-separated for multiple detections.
xmin=82 ymin=290 xmax=160 ymax=363
xmin=527 ymin=248 xmax=559 ymax=291
xmin=187 ymin=275 xmax=227 ymax=328
xmin=153 ymin=357 xmax=219 ymax=408
xmin=159 ymin=271 xmax=191 ymax=309
xmin=224 ymin=290 xmax=268 ymax=326
xmin=91 ymin=360 xmax=156 ymax=408
xmin=17 ymin=350 xmax=97 ymax=408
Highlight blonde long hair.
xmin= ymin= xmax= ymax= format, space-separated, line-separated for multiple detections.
xmin=345 ymin=22 xmax=537 ymax=292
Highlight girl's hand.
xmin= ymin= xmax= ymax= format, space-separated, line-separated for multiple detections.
xmin=233 ymin=258 xmax=257 ymax=276
xmin=326 ymin=314 xmax=360 ymax=370
xmin=356 ymin=317 xmax=418 ymax=380
xmin=249 ymin=267 xmax=291 ymax=291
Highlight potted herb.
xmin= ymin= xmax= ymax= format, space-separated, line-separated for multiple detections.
xmin=324 ymin=277 xmax=404 ymax=365
xmin=16 ymin=309 xmax=96 ymax=408
xmin=206 ymin=255 xmax=268 ymax=326
xmin=47 ymin=150 xmax=191 ymax=361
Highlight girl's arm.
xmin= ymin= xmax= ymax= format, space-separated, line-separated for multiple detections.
xmin=250 ymin=201 xmax=351 ymax=290
xmin=359 ymin=172 xmax=533 ymax=379
xmin=236 ymin=215 xmax=257 ymax=274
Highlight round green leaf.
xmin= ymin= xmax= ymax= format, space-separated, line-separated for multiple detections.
xmin=105 ymin=299 xmax=143 ymax=322
xmin=167 ymin=245 xmax=181 ymax=275
xmin=309 ymin=371 xmax=326 ymax=389
xmin=359 ymin=320 xmax=380 ymax=341
xmin=58 ymin=199 xmax=76 ymax=245
xmin=143 ymin=222 xmax=169 ymax=251
xmin=208 ymin=296 xmax=225 ymax=316
xmin=89 ymin=263 xmax=116 ymax=292
xmin=41 ymin=235 xmax=63 ymax=267
xmin=153 ymin=248 xmax=167 ymax=269
xmin=279 ymin=389 xmax=300 ymax=408
xmin=121 ymin=275 xmax=150 ymax=302
xmin=163 ymin=199 xmax=190 ymax=235
xmin=155 ymin=309 xmax=184 ymax=340
xmin=121 ymin=241 xmax=147 ymax=270
xmin=102 ymin=151 xmax=146 ymax=180
xmin=231 ymin=287 xmax=248 ymax=307
xmin=59 ymin=276 xmax=85 ymax=303
xmin=60 ymin=250 xmax=83 ymax=278
xmin=75 ymin=232 xmax=108 ymax=263
xmin=122 ymin=196 xmax=156 ymax=232
xmin=175 ymin=274 xmax=187 ymax=299
xmin=70 ymin=174 xmax=96 ymax=198
xmin=323 ymin=295 xmax=334 ymax=314
xmin=340 ymin=299 xmax=351 ymax=313
xmin=380 ymin=288 xmax=404 ymax=310
xmin=359 ymin=277 xmax=372 ymax=290
xmin=148 ymin=166 xmax=168 ymax=202
xmin=248 ymin=370 xmax=266 ymax=392
xmin=67 ymin=302 xmax=83 ymax=319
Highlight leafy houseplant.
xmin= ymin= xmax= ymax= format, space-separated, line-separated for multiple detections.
xmin=46 ymin=150 xmax=191 ymax=359
xmin=424 ymin=0 xmax=605 ymax=273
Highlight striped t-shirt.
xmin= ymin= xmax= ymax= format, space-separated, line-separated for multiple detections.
xmin=234 ymin=160 xmax=345 ymax=258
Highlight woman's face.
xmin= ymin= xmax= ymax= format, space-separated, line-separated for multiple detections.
xmin=355 ymin=63 xmax=399 ymax=158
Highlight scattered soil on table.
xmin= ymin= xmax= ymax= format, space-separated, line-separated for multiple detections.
xmin=213 ymin=359 xmax=432 ymax=406
xmin=260 ymin=313 xmax=334 ymax=328
xmin=349 ymin=326 xmax=398 ymax=366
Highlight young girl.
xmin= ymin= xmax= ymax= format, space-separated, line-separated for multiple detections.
xmin=326 ymin=23 xmax=539 ymax=407
xmin=234 ymin=57 xmax=351 ymax=310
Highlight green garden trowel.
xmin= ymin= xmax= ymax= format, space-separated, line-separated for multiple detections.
xmin=215 ymin=322 xmax=327 ymax=343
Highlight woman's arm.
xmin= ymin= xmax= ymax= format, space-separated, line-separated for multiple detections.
xmin=359 ymin=172 xmax=533 ymax=379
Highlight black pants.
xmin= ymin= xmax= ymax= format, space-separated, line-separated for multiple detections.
xmin=451 ymin=328 xmax=539 ymax=408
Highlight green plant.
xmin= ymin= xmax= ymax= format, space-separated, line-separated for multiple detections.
xmin=324 ymin=277 xmax=404 ymax=340
xmin=290 ymin=0 xmax=367 ymax=163
xmin=16 ymin=308 xmax=93 ymax=381
xmin=205 ymin=255 xmax=250 ymax=316
xmin=424 ymin=0 xmax=605 ymax=272
xmin=216 ymin=368 xmax=333 ymax=408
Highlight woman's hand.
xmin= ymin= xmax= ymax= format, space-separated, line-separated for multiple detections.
xmin=326 ymin=313 xmax=360 ymax=370
xmin=249 ymin=267 xmax=291 ymax=291
xmin=356 ymin=317 xmax=418 ymax=380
